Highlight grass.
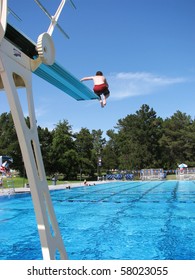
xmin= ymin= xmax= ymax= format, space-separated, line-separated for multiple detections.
xmin=1 ymin=173 xmax=177 ymax=189
xmin=2 ymin=176 xmax=26 ymax=188
xmin=166 ymin=174 xmax=176 ymax=180
xmin=1 ymin=176 xmax=80 ymax=188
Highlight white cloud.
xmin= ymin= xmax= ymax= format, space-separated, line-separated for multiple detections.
xmin=108 ymin=72 xmax=186 ymax=100
xmin=35 ymin=106 xmax=48 ymax=118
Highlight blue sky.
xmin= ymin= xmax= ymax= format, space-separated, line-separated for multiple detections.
xmin=1 ymin=0 xmax=195 ymax=138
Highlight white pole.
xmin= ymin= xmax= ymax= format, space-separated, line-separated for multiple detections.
xmin=0 ymin=0 xmax=8 ymax=42
xmin=47 ymin=0 xmax=67 ymax=36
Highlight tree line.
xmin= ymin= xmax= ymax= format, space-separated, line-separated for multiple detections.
xmin=1 ymin=104 xmax=195 ymax=179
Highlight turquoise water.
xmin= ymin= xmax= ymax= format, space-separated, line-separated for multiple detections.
xmin=1 ymin=180 xmax=195 ymax=260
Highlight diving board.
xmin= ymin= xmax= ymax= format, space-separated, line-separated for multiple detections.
xmin=4 ymin=23 xmax=98 ymax=101
xmin=0 ymin=0 xmax=93 ymax=260
xmin=34 ymin=62 xmax=98 ymax=101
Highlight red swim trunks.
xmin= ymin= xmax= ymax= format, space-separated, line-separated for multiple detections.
xmin=93 ymin=84 xmax=110 ymax=96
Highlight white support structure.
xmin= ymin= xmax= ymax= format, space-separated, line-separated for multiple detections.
xmin=0 ymin=0 xmax=67 ymax=260
xmin=0 ymin=39 xmax=67 ymax=260
xmin=0 ymin=0 xmax=7 ymax=42
xmin=47 ymin=0 xmax=67 ymax=36
xmin=34 ymin=0 xmax=75 ymax=40
xmin=1 ymin=0 xmax=97 ymax=260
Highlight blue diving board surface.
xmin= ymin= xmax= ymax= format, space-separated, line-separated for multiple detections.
xmin=5 ymin=23 xmax=98 ymax=101
xmin=34 ymin=62 xmax=98 ymax=101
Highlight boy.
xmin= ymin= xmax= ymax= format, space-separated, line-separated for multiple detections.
xmin=80 ymin=71 xmax=110 ymax=107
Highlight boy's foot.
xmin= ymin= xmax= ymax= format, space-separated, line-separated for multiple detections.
xmin=103 ymin=100 xmax=106 ymax=106
xmin=100 ymin=100 xmax=104 ymax=108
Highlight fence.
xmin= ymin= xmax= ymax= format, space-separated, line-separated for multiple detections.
xmin=176 ymin=168 xmax=195 ymax=180
xmin=140 ymin=169 xmax=165 ymax=181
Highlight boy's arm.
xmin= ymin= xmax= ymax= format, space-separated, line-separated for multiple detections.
xmin=80 ymin=76 xmax=93 ymax=82
xmin=105 ymin=78 xmax=109 ymax=87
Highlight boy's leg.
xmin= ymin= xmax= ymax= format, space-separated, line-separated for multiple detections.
xmin=94 ymin=90 xmax=109 ymax=107
xmin=100 ymin=98 xmax=104 ymax=107
xmin=102 ymin=95 xmax=106 ymax=106
xmin=97 ymin=94 xmax=104 ymax=107
xmin=103 ymin=91 xmax=110 ymax=106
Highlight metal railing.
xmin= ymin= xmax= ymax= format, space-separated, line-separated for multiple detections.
xmin=176 ymin=168 xmax=195 ymax=180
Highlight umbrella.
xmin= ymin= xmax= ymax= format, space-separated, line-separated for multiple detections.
xmin=178 ymin=163 xmax=188 ymax=168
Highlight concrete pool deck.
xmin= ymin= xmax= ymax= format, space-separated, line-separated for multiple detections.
xmin=0 ymin=180 xmax=109 ymax=196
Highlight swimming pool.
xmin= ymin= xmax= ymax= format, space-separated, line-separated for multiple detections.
xmin=1 ymin=180 xmax=195 ymax=260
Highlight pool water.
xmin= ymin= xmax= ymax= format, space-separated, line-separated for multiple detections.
xmin=1 ymin=180 xmax=195 ymax=260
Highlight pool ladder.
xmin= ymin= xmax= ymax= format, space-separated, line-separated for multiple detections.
xmin=6 ymin=179 xmax=15 ymax=194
